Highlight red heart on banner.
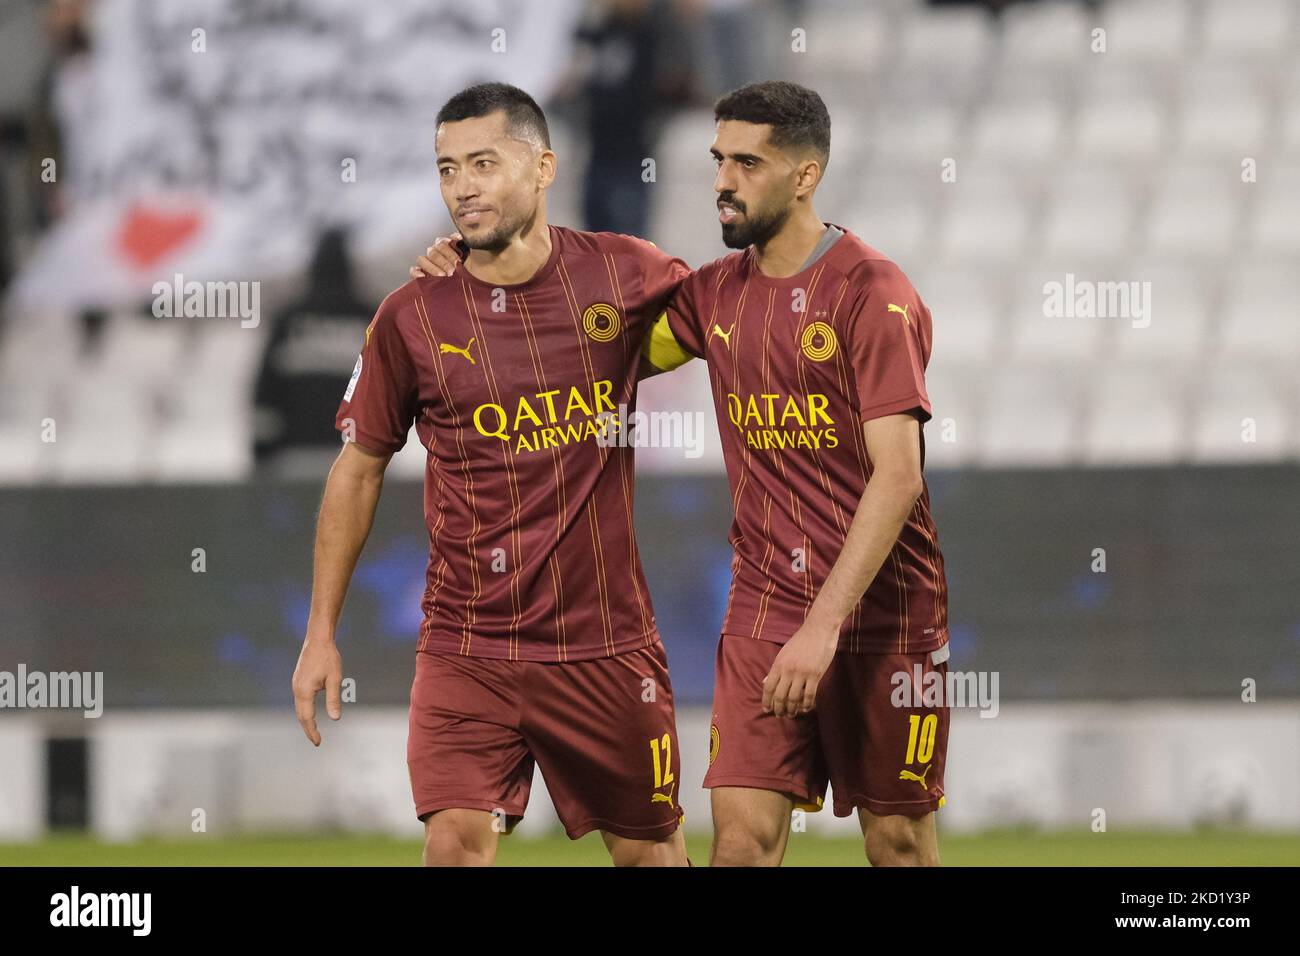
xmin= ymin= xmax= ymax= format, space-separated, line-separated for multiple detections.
xmin=114 ymin=203 xmax=204 ymax=270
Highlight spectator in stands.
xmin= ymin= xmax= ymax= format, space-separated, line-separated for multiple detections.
xmin=569 ymin=0 xmax=695 ymax=236
xmin=251 ymin=228 xmax=372 ymax=475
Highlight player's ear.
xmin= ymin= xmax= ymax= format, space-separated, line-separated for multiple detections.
xmin=537 ymin=148 xmax=558 ymax=190
xmin=796 ymin=157 xmax=822 ymax=196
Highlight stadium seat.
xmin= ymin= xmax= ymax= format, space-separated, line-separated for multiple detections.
xmin=842 ymin=174 xmax=934 ymax=264
xmin=1041 ymin=170 xmax=1138 ymax=257
xmin=980 ymin=365 xmax=1081 ymax=465
xmin=1073 ymin=96 xmax=1168 ymax=162
xmin=800 ymin=4 xmax=891 ymax=77
xmin=1101 ymin=0 xmax=1190 ymax=64
xmin=866 ymin=104 xmax=962 ymax=169
xmin=1201 ymin=0 xmax=1293 ymax=59
xmin=970 ymin=97 xmax=1065 ymax=167
xmin=918 ymin=265 xmax=1003 ymax=365
xmin=918 ymin=363 xmax=980 ymax=467
xmin=1006 ymin=270 xmax=1108 ymax=364
xmin=897 ymin=6 xmax=990 ymax=75
xmin=1190 ymin=364 xmax=1292 ymax=460
xmin=1081 ymin=365 xmax=1187 ymax=464
xmin=938 ymin=173 xmax=1031 ymax=262
xmin=999 ymin=1 xmax=1090 ymax=72
xmin=1110 ymin=265 xmax=1211 ymax=365
xmin=1216 ymin=264 xmax=1300 ymax=361
xmin=1145 ymin=164 xmax=1243 ymax=259
xmin=1177 ymin=93 xmax=1267 ymax=156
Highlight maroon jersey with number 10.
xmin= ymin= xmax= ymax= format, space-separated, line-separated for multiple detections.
xmin=658 ymin=224 xmax=948 ymax=654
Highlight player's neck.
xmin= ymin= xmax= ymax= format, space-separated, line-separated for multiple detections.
xmin=464 ymin=215 xmax=552 ymax=286
xmin=752 ymin=209 xmax=826 ymax=278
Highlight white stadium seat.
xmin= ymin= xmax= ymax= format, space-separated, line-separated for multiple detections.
xmin=918 ymin=267 xmax=1003 ymax=365
xmin=1216 ymin=265 xmax=1300 ymax=361
xmin=1201 ymin=0 xmax=1293 ymax=59
xmin=980 ymin=365 xmax=1081 ymax=465
xmin=970 ymin=98 xmax=1065 ymax=166
xmin=1101 ymin=0 xmax=1191 ymax=63
xmin=919 ymin=364 xmax=980 ymax=468
xmin=1145 ymin=164 xmax=1244 ymax=259
xmin=1006 ymin=277 xmax=1107 ymax=364
xmin=1111 ymin=266 xmax=1211 ymax=365
xmin=938 ymin=174 xmax=1031 ymax=262
xmin=1074 ymin=97 xmax=1168 ymax=161
xmin=1177 ymin=94 xmax=1268 ymax=156
xmin=1042 ymin=180 xmax=1138 ymax=258
xmin=1190 ymin=365 xmax=1292 ymax=461
xmin=1081 ymin=365 xmax=1187 ymax=464
xmin=1000 ymin=1 xmax=1090 ymax=71
xmin=1250 ymin=186 xmax=1300 ymax=255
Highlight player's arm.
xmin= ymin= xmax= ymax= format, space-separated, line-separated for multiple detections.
xmin=295 ymin=290 xmax=416 ymax=746
xmin=638 ymin=307 xmax=695 ymax=379
xmin=293 ymin=441 xmax=392 ymax=746
xmin=762 ymin=415 xmax=924 ymax=717
xmin=763 ymin=262 xmax=933 ymax=718
xmin=638 ymin=254 xmax=707 ymax=379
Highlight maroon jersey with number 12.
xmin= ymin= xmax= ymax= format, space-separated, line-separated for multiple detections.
xmin=337 ymin=225 xmax=690 ymax=662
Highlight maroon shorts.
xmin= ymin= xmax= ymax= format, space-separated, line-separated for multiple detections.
xmin=704 ymin=633 xmax=950 ymax=818
xmin=407 ymin=640 xmax=683 ymax=841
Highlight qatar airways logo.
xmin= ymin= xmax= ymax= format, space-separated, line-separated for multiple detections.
xmin=472 ymin=379 xmax=620 ymax=454
xmin=726 ymin=392 xmax=838 ymax=451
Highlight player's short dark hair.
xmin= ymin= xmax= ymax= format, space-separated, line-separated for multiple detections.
xmin=436 ymin=82 xmax=551 ymax=149
xmin=714 ymin=81 xmax=830 ymax=165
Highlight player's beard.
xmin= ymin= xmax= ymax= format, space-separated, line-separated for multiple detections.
xmin=719 ymin=193 xmax=792 ymax=250
xmin=459 ymin=202 xmax=532 ymax=253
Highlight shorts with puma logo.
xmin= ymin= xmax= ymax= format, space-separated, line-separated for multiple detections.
xmin=704 ymin=632 xmax=950 ymax=818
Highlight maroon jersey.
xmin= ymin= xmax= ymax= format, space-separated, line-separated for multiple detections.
xmin=337 ymin=225 xmax=689 ymax=661
xmin=659 ymin=224 xmax=948 ymax=654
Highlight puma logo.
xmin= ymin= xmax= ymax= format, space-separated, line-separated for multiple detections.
xmin=887 ymin=303 xmax=911 ymax=326
xmin=709 ymin=322 xmax=735 ymax=349
xmin=898 ymin=766 xmax=930 ymax=788
xmin=439 ymin=337 xmax=477 ymax=364
xmin=651 ymin=782 xmax=676 ymax=809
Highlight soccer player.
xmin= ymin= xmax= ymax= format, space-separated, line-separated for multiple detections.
xmin=413 ymin=80 xmax=951 ymax=868
xmin=646 ymin=82 xmax=951 ymax=867
xmin=292 ymin=83 xmax=692 ymax=867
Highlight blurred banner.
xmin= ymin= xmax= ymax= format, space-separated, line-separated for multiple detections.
xmin=5 ymin=0 xmax=582 ymax=314
xmin=2 ymin=466 xmax=1296 ymax=707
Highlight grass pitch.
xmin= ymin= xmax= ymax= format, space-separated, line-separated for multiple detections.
xmin=3 ymin=829 xmax=1297 ymax=866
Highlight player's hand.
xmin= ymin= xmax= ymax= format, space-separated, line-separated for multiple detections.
xmin=761 ymin=624 xmax=838 ymax=718
xmin=292 ymin=634 xmax=344 ymax=746
xmin=409 ymin=233 xmax=465 ymax=279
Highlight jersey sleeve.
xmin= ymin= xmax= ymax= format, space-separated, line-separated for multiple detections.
xmin=641 ymin=266 xmax=709 ymax=371
xmin=845 ymin=262 xmax=933 ymax=424
xmin=638 ymin=238 xmax=692 ymax=317
xmin=335 ymin=293 xmax=419 ymax=454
